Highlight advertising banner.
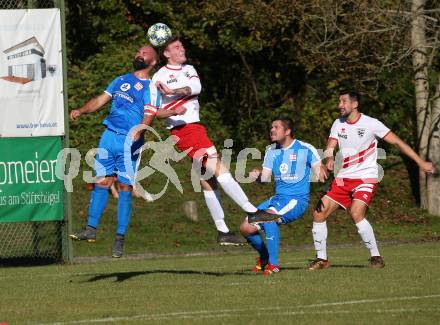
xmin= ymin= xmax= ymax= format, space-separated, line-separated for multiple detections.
xmin=0 ymin=137 xmax=63 ymax=222
xmin=0 ymin=9 xmax=65 ymax=137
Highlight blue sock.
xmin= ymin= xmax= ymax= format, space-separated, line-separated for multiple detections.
xmin=262 ymin=222 xmax=280 ymax=266
xmin=87 ymin=186 xmax=109 ymax=228
xmin=246 ymin=233 xmax=269 ymax=260
xmin=116 ymin=191 xmax=133 ymax=236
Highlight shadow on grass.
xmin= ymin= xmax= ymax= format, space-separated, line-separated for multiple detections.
xmin=86 ymin=269 xmax=251 ymax=282
xmin=85 ymin=266 xmax=306 ymax=282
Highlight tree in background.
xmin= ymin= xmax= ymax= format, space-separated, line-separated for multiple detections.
xmin=66 ymin=0 xmax=439 ymax=214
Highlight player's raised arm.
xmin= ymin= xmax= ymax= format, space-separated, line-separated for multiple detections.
xmin=382 ymin=132 xmax=435 ymax=174
xmin=70 ymin=93 xmax=111 ymax=121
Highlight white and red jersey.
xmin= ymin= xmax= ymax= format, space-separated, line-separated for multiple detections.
xmin=152 ymin=64 xmax=201 ymax=129
xmin=329 ymin=114 xmax=391 ymax=180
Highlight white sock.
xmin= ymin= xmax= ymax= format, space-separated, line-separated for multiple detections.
xmin=216 ymin=172 xmax=257 ymax=213
xmin=203 ymin=190 xmax=229 ymax=233
xmin=312 ymin=221 xmax=328 ymax=260
xmin=356 ymin=219 xmax=380 ymax=257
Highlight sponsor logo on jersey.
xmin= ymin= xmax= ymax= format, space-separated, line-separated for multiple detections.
xmin=120 ymin=83 xmax=131 ymax=91
xmin=114 ymin=91 xmax=134 ymax=103
xmin=290 ymin=154 xmax=297 ymax=161
xmin=134 ymin=82 xmax=143 ymax=91
xmin=338 ymin=132 xmax=348 ymax=139
xmin=279 ymin=163 xmax=288 ymax=174
xmin=167 ymin=78 xmax=178 ymax=84
xmin=357 ymin=128 xmax=365 ymax=138
xmin=184 ymin=71 xmax=191 ymax=78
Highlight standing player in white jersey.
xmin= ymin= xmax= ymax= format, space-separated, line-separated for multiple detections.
xmin=152 ymin=36 xmax=273 ymax=245
xmin=308 ymin=90 xmax=435 ymax=270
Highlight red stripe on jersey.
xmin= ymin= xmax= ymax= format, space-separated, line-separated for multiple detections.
xmin=163 ymin=95 xmax=196 ymax=110
xmin=381 ymin=130 xmax=391 ymax=139
xmin=343 ymin=142 xmax=375 ymax=163
xmin=342 ymin=147 xmax=375 ymax=168
xmin=165 ymin=65 xmax=182 ymax=71
xmin=329 ymin=136 xmax=338 ymax=141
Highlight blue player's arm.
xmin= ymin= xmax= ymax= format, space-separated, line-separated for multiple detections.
xmin=70 ymin=92 xmax=111 ymax=121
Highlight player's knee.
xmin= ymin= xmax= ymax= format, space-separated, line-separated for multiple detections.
xmin=349 ymin=209 xmax=365 ymax=223
xmin=313 ymin=209 xmax=327 ymax=222
xmin=239 ymin=220 xmax=258 ymax=237
xmin=117 ymin=183 xmax=132 ymax=192
xmin=95 ymin=177 xmax=113 ymax=188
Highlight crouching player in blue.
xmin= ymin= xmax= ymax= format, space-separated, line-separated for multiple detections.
xmin=240 ymin=117 xmax=326 ymax=275
xmin=69 ymin=45 xmax=162 ymax=258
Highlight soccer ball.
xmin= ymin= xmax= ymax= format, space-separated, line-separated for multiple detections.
xmin=147 ymin=23 xmax=172 ymax=47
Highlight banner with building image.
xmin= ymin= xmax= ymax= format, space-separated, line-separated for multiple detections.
xmin=0 ymin=9 xmax=65 ymax=137
xmin=0 ymin=137 xmax=63 ymax=222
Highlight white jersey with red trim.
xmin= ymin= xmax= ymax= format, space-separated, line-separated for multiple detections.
xmin=152 ymin=64 xmax=201 ymax=129
xmin=329 ymin=114 xmax=390 ymax=180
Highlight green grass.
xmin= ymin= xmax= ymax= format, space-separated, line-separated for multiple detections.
xmin=1 ymin=243 xmax=439 ymax=324
xmin=70 ymin=155 xmax=440 ymax=257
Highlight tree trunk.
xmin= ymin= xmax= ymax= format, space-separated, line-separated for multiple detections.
xmin=411 ymin=0 xmax=440 ymax=215
xmin=411 ymin=0 xmax=431 ymax=209
xmin=427 ymin=76 xmax=440 ymax=215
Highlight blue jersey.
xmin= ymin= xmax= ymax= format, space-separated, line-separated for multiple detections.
xmin=263 ymin=139 xmax=320 ymax=201
xmin=103 ymin=73 xmax=161 ymax=134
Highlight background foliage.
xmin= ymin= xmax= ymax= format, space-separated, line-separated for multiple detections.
xmin=66 ymin=0 xmax=439 ymax=184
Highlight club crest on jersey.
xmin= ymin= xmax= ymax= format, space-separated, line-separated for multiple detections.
xmin=357 ymin=128 xmax=366 ymax=138
xmin=134 ymin=82 xmax=143 ymax=91
xmin=120 ymin=83 xmax=131 ymax=91
xmin=279 ymin=163 xmax=289 ymax=174
xmin=290 ymin=154 xmax=297 ymax=161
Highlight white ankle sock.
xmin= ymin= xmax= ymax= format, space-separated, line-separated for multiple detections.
xmin=356 ymin=218 xmax=380 ymax=257
xmin=312 ymin=221 xmax=328 ymax=260
xmin=203 ymin=190 xmax=229 ymax=233
xmin=216 ymin=173 xmax=257 ymax=213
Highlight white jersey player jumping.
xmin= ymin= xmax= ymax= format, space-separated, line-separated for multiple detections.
xmin=308 ymin=90 xmax=435 ymax=270
xmin=152 ymin=36 xmax=272 ymax=246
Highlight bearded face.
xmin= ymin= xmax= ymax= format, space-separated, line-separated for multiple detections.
xmin=132 ymin=58 xmax=149 ymax=71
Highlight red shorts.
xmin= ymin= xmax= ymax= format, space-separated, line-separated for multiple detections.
xmin=325 ymin=178 xmax=378 ymax=210
xmin=170 ymin=123 xmax=217 ymax=161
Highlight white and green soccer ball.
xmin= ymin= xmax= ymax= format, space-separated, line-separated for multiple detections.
xmin=147 ymin=23 xmax=172 ymax=47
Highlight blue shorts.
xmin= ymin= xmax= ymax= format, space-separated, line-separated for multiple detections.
xmin=94 ymin=128 xmax=143 ymax=185
xmin=257 ymin=195 xmax=308 ymax=224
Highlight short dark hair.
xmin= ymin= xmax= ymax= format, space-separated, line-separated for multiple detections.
xmin=339 ymin=89 xmax=361 ymax=105
xmin=272 ymin=116 xmax=295 ymax=134
xmin=159 ymin=35 xmax=180 ymax=61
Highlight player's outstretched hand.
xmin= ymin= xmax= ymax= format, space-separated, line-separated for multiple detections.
xmin=420 ymin=161 xmax=435 ymax=174
xmin=70 ymin=110 xmax=81 ymax=121
xmin=249 ymin=168 xmax=261 ymax=181
xmin=156 ymin=81 xmax=174 ymax=95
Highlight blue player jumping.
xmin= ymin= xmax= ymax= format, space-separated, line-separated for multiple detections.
xmin=69 ymin=45 xmax=169 ymax=258
xmin=240 ymin=117 xmax=326 ymax=275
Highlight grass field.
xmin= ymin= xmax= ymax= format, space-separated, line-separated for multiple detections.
xmin=70 ymin=156 xmax=440 ymax=258
xmin=1 ymin=242 xmax=439 ymax=324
